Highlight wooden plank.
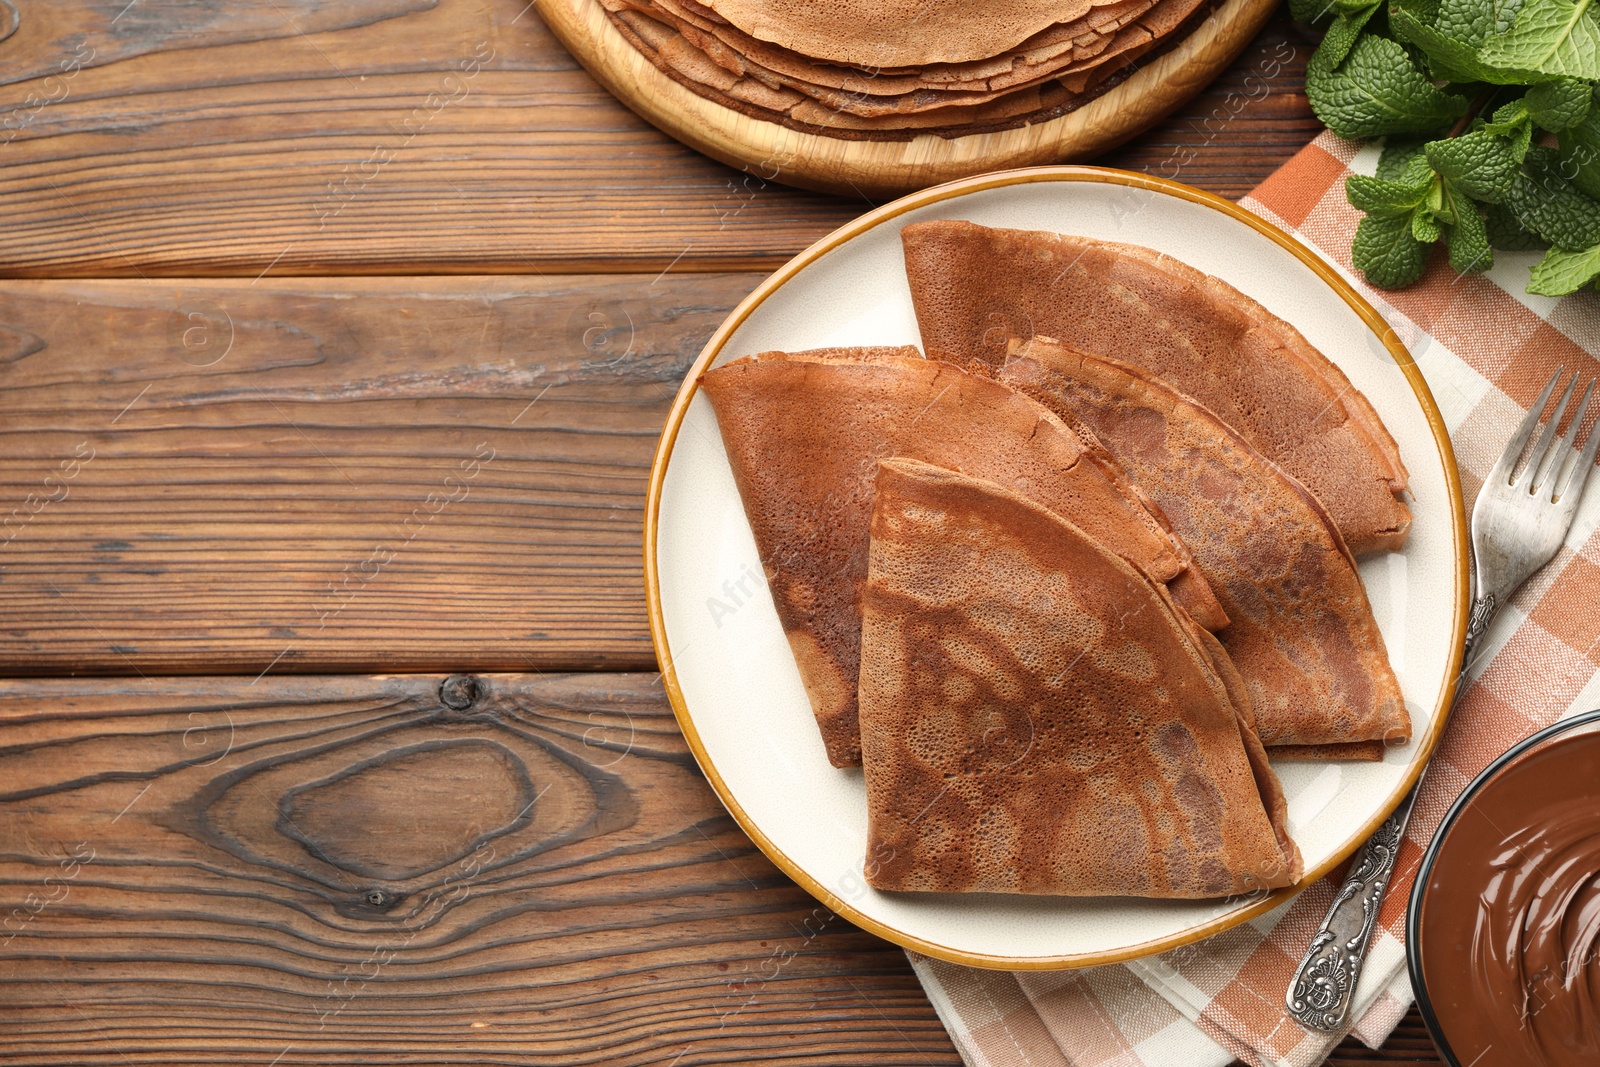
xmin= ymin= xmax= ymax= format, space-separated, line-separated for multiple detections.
xmin=0 ymin=672 xmax=958 ymax=1065
xmin=0 ymin=666 xmax=1450 ymax=1067
xmin=0 ymin=0 xmax=858 ymax=278
xmin=0 ymin=274 xmax=761 ymax=676
xmin=1102 ymin=21 xmax=1319 ymax=200
xmin=1329 ymin=1009 xmax=1445 ymax=1064
xmin=0 ymin=667 xmax=1443 ymax=1066
xmin=0 ymin=0 xmax=1320 ymax=277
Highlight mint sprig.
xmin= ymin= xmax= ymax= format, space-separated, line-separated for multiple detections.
xmin=1307 ymin=0 xmax=1600 ymax=294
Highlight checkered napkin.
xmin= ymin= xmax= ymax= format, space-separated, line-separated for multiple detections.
xmin=909 ymin=129 xmax=1600 ymax=1067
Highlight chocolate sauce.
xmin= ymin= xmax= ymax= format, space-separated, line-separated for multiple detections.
xmin=1418 ymin=729 xmax=1600 ymax=1065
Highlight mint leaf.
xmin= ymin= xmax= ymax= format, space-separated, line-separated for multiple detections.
xmin=1436 ymin=0 xmax=1516 ymax=41
xmin=1560 ymin=109 xmax=1600 ymax=196
xmin=1447 ymin=195 xmax=1495 ymax=271
xmin=1388 ymin=0 xmax=1432 ymax=48
xmin=1307 ymin=34 xmax=1471 ymax=138
xmin=1485 ymin=99 xmax=1537 ymax=157
xmin=1347 ymin=173 xmax=1434 ymax=214
xmin=1414 ymin=209 xmax=1446 ymax=240
xmin=1389 ymin=0 xmax=1443 ymax=42
xmin=1528 ymin=242 xmax=1600 ymax=291
xmin=1505 ymin=149 xmax=1600 ymax=249
xmin=1354 ymin=211 xmax=1432 ymax=287
xmin=1527 ymin=77 xmax=1594 ymax=127
xmin=1427 ymin=129 xmax=1522 ymax=200
xmin=1290 ymin=0 xmax=1338 ymax=25
xmin=1317 ymin=3 xmax=1384 ymax=68
xmin=1485 ymin=199 xmax=1552 ymax=247
xmin=1378 ymin=137 xmax=1431 ymax=180
xmin=1487 ymin=99 xmax=1532 ymax=128
xmin=1394 ymin=12 xmax=1516 ymax=79
xmin=1479 ymin=0 xmax=1600 ymax=80
xmin=1392 ymin=0 xmax=1529 ymax=81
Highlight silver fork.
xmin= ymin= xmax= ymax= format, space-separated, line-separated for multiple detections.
xmin=1285 ymin=365 xmax=1600 ymax=1033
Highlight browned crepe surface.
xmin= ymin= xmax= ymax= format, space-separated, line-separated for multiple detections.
xmin=1182 ymin=624 xmax=1300 ymax=857
xmin=1270 ymin=742 xmax=1386 ymax=760
xmin=901 ymin=220 xmax=1413 ymax=554
xmin=700 ymin=0 xmax=1106 ymax=67
xmin=744 ymin=348 xmax=1228 ymax=634
xmin=859 ymin=458 xmax=1302 ymax=896
xmin=612 ymin=0 xmax=1148 ymax=93
xmin=699 ymin=347 xmax=1225 ymax=767
xmin=997 ymin=339 xmax=1410 ymax=750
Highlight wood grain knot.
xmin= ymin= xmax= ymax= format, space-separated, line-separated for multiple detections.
xmin=359 ymin=887 xmax=402 ymax=911
xmin=280 ymin=739 xmax=534 ymax=882
xmin=0 ymin=322 xmax=43 ymax=363
xmin=439 ymin=674 xmax=485 ymax=714
xmin=174 ymin=682 xmax=645 ymax=928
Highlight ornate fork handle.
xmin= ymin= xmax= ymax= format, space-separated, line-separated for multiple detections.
xmin=1285 ymin=795 xmax=1410 ymax=1030
xmin=1464 ymin=592 xmax=1496 ymax=650
xmin=1285 ymin=598 xmax=1491 ymax=1032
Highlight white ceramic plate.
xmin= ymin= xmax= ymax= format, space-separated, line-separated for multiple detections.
xmin=645 ymin=168 xmax=1469 ymax=969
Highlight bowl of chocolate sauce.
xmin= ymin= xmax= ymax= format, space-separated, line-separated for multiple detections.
xmin=1408 ymin=709 xmax=1600 ymax=1066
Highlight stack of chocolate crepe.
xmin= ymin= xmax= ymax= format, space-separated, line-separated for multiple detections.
xmin=597 ymin=0 xmax=1216 ymax=139
xmin=698 ymin=220 xmax=1414 ymax=899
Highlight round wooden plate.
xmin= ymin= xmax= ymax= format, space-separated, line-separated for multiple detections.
xmin=534 ymin=0 xmax=1280 ymax=197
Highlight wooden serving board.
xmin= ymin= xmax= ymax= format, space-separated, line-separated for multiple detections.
xmin=534 ymin=0 xmax=1280 ymax=197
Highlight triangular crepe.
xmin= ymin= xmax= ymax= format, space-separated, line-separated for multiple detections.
xmin=1178 ymin=573 xmax=1386 ymax=761
xmin=859 ymin=459 xmax=1302 ymax=897
xmin=699 ymin=346 xmax=1226 ymax=767
xmin=996 ymin=339 xmax=1410 ymax=752
xmin=901 ymin=220 xmax=1412 ymax=555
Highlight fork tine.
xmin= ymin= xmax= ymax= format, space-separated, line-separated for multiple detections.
xmin=1557 ymin=378 xmax=1600 ymax=503
xmin=1520 ymin=370 xmax=1579 ymax=492
xmin=1548 ymin=377 xmax=1596 ymax=499
xmin=1495 ymin=366 xmax=1565 ymax=485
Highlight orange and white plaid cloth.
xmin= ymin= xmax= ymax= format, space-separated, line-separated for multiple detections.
xmin=910 ymin=130 xmax=1600 ymax=1067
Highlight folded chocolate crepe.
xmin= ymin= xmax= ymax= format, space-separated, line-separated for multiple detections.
xmin=859 ymin=458 xmax=1303 ymax=896
xmin=901 ymin=220 xmax=1412 ymax=555
xmin=699 ymin=346 xmax=1226 ymax=767
xmin=1157 ymin=595 xmax=1382 ymax=759
xmin=998 ymin=338 xmax=1410 ymax=754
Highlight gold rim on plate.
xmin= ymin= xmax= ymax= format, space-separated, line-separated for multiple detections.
xmin=643 ymin=165 xmax=1470 ymax=970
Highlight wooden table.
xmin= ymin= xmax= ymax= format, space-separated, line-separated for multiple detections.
xmin=0 ymin=2 xmax=1444 ymax=1063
